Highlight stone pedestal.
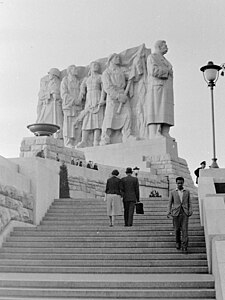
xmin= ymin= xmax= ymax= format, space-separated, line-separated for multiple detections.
xmin=81 ymin=137 xmax=196 ymax=195
xmin=19 ymin=136 xmax=197 ymax=195
xmin=82 ymin=136 xmax=178 ymax=171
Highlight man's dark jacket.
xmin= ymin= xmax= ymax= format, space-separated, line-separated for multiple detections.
xmin=121 ymin=174 xmax=139 ymax=202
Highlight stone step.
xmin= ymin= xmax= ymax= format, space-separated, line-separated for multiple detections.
xmin=6 ymin=235 xmax=205 ymax=242
xmin=0 ymin=253 xmax=207 ymax=260
xmin=50 ymin=198 xmax=199 ymax=203
xmin=53 ymin=197 xmax=198 ymax=203
xmin=47 ymin=207 xmax=200 ymax=213
xmin=0 ymin=259 xmax=208 ymax=267
xmin=2 ymin=241 xmax=206 ymax=248
xmin=0 ymin=287 xmax=215 ymax=298
xmin=0 ymin=288 xmax=215 ymax=299
xmin=10 ymin=229 xmax=205 ymax=237
xmin=43 ymin=213 xmax=200 ymax=218
xmin=0 ymin=296 xmax=215 ymax=300
xmin=0 ymin=265 xmax=209 ymax=273
xmin=0 ymin=247 xmax=207 ymax=254
xmin=0 ymin=298 xmax=215 ymax=300
xmin=50 ymin=203 xmax=200 ymax=208
xmin=0 ymin=273 xmax=214 ymax=287
xmin=40 ymin=219 xmax=201 ymax=224
xmin=13 ymin=225 xmax=205 ymax=232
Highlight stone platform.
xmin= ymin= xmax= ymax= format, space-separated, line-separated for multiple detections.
xmin=82 ymin=136 xmax=178 ymax=171
xmin=20 ymin=136 xmax=196 ymax=195
xmin=82 ymin=137 xmax=196 ymax=194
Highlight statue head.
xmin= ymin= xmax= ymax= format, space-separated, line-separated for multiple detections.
xmin=90 ymin=61 xmax=100 ymax=73
xmin=67 ymin=65 xmax=78 ymax=76
xmin=107 ymin=53 xmax=120 ymax=66
xmin=154 ymin=40 xmax=168 ymax=55
xmin=48 ymin=68 xmax=61 ymax=79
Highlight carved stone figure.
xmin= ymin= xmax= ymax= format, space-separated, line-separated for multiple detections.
xmin=145 ymin=40 xmax=174 ymax=138
xmin=36 ymin=68 xmax=63 ymax=138
xmin=128 ymin=44 xmax=149 ymax=139
xmin=60 ymin=65 xmax=82 ymax=148
xmin=100 ymin=53 xmax=133 ymax=145
xmin=76 ymin=61 xmax=106 ymax=148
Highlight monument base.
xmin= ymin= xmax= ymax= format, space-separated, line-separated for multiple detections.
xmin=82 ymin=136 xmax=178 ymax=171
xmin=20 ymin=136 xmax=197 ymax=195
xmin=81 ymin=137 xmax=197 ymax=195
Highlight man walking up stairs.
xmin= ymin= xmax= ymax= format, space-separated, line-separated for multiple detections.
xmin=0 ymin=195 xmax=216 ymax=299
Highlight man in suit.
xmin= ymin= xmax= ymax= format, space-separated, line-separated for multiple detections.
xmin=167 ymin=176 xmax=193 ymax=253
xmin=121 ymin=167 xmax=140 ymax=227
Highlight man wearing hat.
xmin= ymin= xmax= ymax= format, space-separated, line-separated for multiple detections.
xmin=105 ymin=169 xmax=122 ymax=226
xmin=121 ymin=167 xmax=140 ymax=227
xmin=100 ymin=53 xmax=133 ymax=145
xmin=194 ymin=161 xmax=206 ymax=184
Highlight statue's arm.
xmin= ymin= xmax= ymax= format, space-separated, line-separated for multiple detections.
xmin=79 ymin=77 xmax=87 ymax=100
xmin=48 ymin=80 xmax=61 ymax=101
xmin=102 ymin=71 xmax=120 ymax=101
xmin=148 ymin=54 xmax=170 ymax=79
xmin=60 ymin=78 xmax=74 ymax=109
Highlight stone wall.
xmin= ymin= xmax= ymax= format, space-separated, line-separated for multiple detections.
xmin=69 ymin=176 xmax=105 ymax=199
xmin=0 ymin=183 xmax=33 ymax=231
xmin=144 ymin=153 xmax=197 ymax=196
xmin=68 ymin=173 xmax=169 ymax=200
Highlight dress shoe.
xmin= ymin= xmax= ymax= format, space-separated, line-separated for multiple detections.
xmin=176 ymin=243 xmax=181 ymax=250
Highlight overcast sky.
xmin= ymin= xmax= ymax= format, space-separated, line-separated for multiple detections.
xmin=1 ymin=0 xmax=225 ymax=179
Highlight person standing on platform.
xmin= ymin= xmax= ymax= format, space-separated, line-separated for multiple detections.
xmin=167 ymin=176 xmax=193 ymax=253
xmin=194 ymin=161 xmax=206 ymax=184
xmin=121 ymin=167 xmax=140 ymax=227
xmin=104 ymin=169 xmax=123 ymax=227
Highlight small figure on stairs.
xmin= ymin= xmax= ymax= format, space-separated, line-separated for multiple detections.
xmin=167 ymin=176 xmax=193 ymax=254
xmin=104 ymin=169 xmax=123 ymax=227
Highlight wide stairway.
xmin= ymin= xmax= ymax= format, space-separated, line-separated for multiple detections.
xmin=0 ymin=196 xmax=215 ymax=299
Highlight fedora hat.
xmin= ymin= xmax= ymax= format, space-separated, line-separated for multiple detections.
xmin=125 ymin=167 xmax=133 ymax=174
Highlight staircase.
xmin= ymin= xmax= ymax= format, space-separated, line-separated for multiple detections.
xmin=0 ymin=196 xmax=215 ymax=299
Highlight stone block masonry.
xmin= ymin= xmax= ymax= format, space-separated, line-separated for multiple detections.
xmin=20 ymin=136 xmax=85 ymax=164
xmin=143 ymin=153 xmax=197 ymax=196
xmin=0 ymin=183 xmax=33 ymax=232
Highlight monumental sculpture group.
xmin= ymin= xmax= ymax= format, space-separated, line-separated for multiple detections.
xmin=36 ymin=41 xmax=174 ymax=148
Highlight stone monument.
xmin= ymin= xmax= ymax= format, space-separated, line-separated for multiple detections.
xmin=23 ymin=42 xmax=196 ymax=194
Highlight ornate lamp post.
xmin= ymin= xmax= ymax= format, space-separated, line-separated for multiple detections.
xmin=200 ymin=61 xmax=222 ymax=168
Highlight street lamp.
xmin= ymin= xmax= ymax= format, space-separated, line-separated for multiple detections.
xmin=200 ymin=61 xmax=222 ymax=168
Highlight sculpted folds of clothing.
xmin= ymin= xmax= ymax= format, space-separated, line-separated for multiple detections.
xmin=36 ymin=78 xmax=63 ymax=132
xmin=61 ymin=76 xmax=82 ymax=140
xmin=80 ymin=75 xmax=104 ymax=130
xmin=102 ymin=67 xmax=131 ymax=131
xmin=146 ymin=53 xmax=174 ymax=126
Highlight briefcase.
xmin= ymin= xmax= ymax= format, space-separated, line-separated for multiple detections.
xmin=135 ymin=202 xmax=144 ymax=214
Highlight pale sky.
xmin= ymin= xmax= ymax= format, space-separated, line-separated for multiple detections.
xmin=1 ymin=0 xmax=225 ymax=179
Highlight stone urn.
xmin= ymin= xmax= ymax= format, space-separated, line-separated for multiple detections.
xmin=27 ymin=123 xmax=60 ymax=136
